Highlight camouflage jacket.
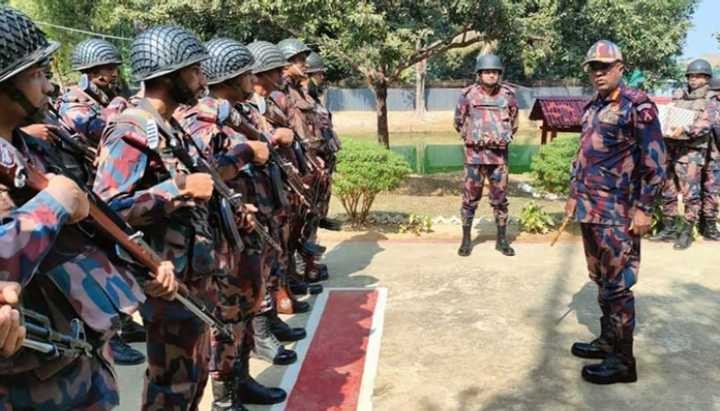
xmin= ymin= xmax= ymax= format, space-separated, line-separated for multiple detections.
xmin=454 ymin=83 xmax=518 ymax=165
xmin=57 ymin=86 xmax=110 ymax=147
xmin=307 ymin=86 xmax=341 ymax=157
xmin=93 ymin=99 xmax=219 ymax=303
xmin=669 ymin=86 xmax=713 ymax=152
xmin=571 ymin=84 xmax=667 ymax=225
xmin=285 ymin=78 xmax=323 ymax=152
xmin=0 ymin=131 xmax=143 ymax=377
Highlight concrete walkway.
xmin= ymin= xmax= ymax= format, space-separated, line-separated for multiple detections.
xmin=117 ymin=231 xmax=720 ymax=410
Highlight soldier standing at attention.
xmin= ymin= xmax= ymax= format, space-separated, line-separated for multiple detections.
xmin=455 ymin=53 xmax=517 ymax=257
xmin=567 ymin=40 xmax=666 ymax=384
xmin=699 ymin=77 xmax=720 ymax=240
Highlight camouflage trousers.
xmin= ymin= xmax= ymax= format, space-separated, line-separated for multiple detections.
xmin=580 ymin=223 xmax=640 ymax=341
xmin=461 ymin=164 xmax=509 ymax=225
xmin=701 ymin=146 xmax=720 ymax=220
xmin=660 ymin=147 xmax=705 ymax=223
xmin=209 ymin=320 xmax=252 ymax=380
xmin=0 ymin=351 xmax=118 ymax=410
xmin=141 ymin=304 xmax=210 ymax=411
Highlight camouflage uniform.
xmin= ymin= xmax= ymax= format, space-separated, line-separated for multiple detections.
xmin=571 ymin=83 xmax=666 ymax=373
xmin=701 ymin=94 xmax=720 ymax=232
xmin=659 ymin=86 xmax=713 ymax=225
xmin=454 ymin=83 xmax=518 ymax=226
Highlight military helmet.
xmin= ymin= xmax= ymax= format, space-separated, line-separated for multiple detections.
xmin=0 ymin=6 xmax=60 ymax=84
xmin=475 ymin=54 xmax=504 ymax=73
xmin=247 ymin=41 xmax=288 ymax=74
xmin=582 ymin=40 xmax=623 ymax=66
xmin=277 ymin=38 xmax=311 ymax=61
xmin=305 ymin=52 xmax=326 ymax=73
xmin=130 ymin=25 xmax=208 ymax=82
xmin=685 ymin=59 xmax=713 ymax=77
xmin=71 ymin=38 xmax=122 ymax=72
xmin=202 ymin=38 xmax=255 ymax=85
xmin=710 ymin=77 xmax=720 ymax=91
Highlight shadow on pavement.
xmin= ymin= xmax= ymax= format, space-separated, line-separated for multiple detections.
xmin=321 ymin=231 xmax=386 ymax=287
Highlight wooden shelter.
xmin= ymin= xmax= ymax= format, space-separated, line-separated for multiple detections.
xmin=528 ymin=96 xmax=590 ymax=144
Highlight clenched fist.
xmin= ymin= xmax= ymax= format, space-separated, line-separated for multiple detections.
xmin=44 ymin=174 xmax=90 ymax=224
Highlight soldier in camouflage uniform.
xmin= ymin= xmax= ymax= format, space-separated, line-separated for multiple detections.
xmin=92 ymin=26 xmax=222 ymax=411
xmin=178 ymin=37 xmax=293 ymax=410
xmin=455 ymin=53 xmax=517 ymax=257
xmin=699 ymin=77 xmax=720 ymax=240
xmin=651 ymin=59 xmax=714 ymax=249
xmin=567 ymin=40 xmax=667 ymax=384
xmin=0 ymin=7 xmax=177 ymax=409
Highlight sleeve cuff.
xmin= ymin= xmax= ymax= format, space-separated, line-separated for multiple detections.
xmin=33 ymin=190 xmax=71 ymax=226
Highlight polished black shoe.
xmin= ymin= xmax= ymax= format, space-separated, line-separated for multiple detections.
xmin=650 ymin=218 xmax=677 ymax=241
xmin=319 ymin=217 xmax=342 ymax=231
xmin=120 ymin=318 xmax=146 ymax=343
xmin=236 ymin=376 xmax=287 ymax=405
xmin=700 ymin=218 xmax=720 ymax=241
xmin=288 ymin=277 xmax=309 ymax=295
xmin=306 ymin=264 xmax=329 ymax=284
xmin=495 ymin=225 xmax=515 ymax=256
xmin=109 ymin=335 xmax=145 ymax=366
xmin=307 ymin=283 xmax=323 ymax=295
xmin=268 ymin=312 xmax=307 ymax=342
xmin=571 ymin=337 xmax=613 ymax=359
xmin=302 ymin=241 xmax=326 ymax=257
xmin=581 ymin=353 xmax=637 ymax=384
xmin=458 ymin=224 xmax=473 ymax=257
xmin=673 ymin=224 xmax=693 ymax=250
xmin=211 ymin=379 xmax=248 ymax=411
xmin=291 ymin=298 xmax=311 ymax=313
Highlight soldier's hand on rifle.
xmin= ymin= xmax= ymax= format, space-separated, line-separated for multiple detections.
xmin=630 ymin=208 xmax=652 ymax=236
xmin=0 ymin=281 xmax=25 ymax=358
xmin=247 ymin=141 xmax=270 ymax=166
xmin=670 ymin=127 xmax=684 ymax=139
xmin=21 ymin=124 xmax=59 ymax=144
xmin=144 ymin=261 xmax=178 ymax=300
xmin=564 ymin=198 xmax=577 ymax=218
xmin=44 ymin=174 xmax=90 ymax=224
xmin=271 ymin=128 xmax=294 ymax=146
xmin=239 ymin=203 xmax=258 ymax=233
xmin=179 ymin=173 xmax=214 ymax=201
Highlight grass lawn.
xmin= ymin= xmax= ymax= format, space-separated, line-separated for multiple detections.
xmin=338 ymin=129 xmax=548 ymax=146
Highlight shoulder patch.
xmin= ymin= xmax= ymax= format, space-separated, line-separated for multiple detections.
xmin=110 ymin=108 xmax=160 ymax=150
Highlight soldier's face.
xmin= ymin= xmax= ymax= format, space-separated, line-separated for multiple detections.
xmin=288 ymin=54 xmax=307 ymax=78
xmin=179 ymin=63 xmax=206 ymax=97
xmin=312 ymin=72 xmax=325 ymax=86
xmin=479 ymin=70 xmax=500 ymax=87
xmin=238 ymin=73 xmax=255 ymax=94
xmin=687 ymin=74 xmax=710 ymax=90
xmin=587 ymin=61 xmax=623 ymax=95
xmin=12 ymin=64 xmax=53 ymax=114
xmin=91 ymin=64 xmax=119 ymax=88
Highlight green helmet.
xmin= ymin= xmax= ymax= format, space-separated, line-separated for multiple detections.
xmin=0 ymin=6 xmax=60 ymax=84
xmin=247 ymin=41 xmax=288 ymax=74
xmin=686 ymin=59 xmax=712 ymax=77
xmin=305 ymin=52 xmax=326 ymax=73
xmin=710 ymin=77 xmax=720 ymax=91
xmin=130 ymin=25 xmax=208 ymax=81
xmin=277 ymin=38 xmax=311 ymax=61
xmin=583 ymin=40 xmax=623 ymax=67
xmin=474 ymin=54 xmax=504 ymax=73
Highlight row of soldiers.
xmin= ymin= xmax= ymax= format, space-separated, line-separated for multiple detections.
xmin=650 ymin=58 xmax=720 ymax=248
xmin=0 ymin=6 xmax=342 ymax=410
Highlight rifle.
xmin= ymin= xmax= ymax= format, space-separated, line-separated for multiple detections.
xmin=20 ymin=308 xmax=94 ymax=359
xmin=0 ymin=154 xmax=234 ymax=341
xmin=134 ymin=99 xmax=282 ymax=254
xmin=44 ymin=105 xmax=97 ymax=167
xmin=225 ymin=103 xmax=311 ymax=208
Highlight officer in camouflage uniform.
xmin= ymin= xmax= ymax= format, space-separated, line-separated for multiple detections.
xmin=0 ymin=7 xmax=177 ymax=409
xmin=455 ymin=53 xmax=517 ymax=257
xmin=651 ymin=59 xmax=714 ymax=249
xmin=567 ymin=40 xmax=666 ymax=384
xmin=178 ymin=37 xmax=291 ymax=410
xmin=700 ymin=77 xmax=720 ymax=240
xmin=93 ymin=25 xmax=220 ymax=411
xmin=57 ymin=36 xmax=147 ymax=366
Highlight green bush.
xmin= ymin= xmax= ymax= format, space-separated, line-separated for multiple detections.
xmin=530 ymin=135 xmax=580 ymax=195
xmin=334 ymin=139 xmax=412 ymax=224
xmin=519 ymin=201 xmax=557 ymax=234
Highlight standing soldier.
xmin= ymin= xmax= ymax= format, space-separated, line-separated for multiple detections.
xmin=58 ymin=37 xmax=147 ymax=366
xmin=93 ymin=25 xmax=219 ymax=410
xmin=651 ymin=59 xmax=713 ymax=249
xmin=567 ymin=40 xmax=666 ymax=384
xmin=700 ymin=77 xmax=720 ymax=240
xmin=455 ymin=53 xmax=517 ymax=257
xmin=0 ymin=6 xmax=176 ymax=409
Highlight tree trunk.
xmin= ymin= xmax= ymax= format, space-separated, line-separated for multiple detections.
xmin=373 ymin=78 xmax=390 ymax=149
xmin=415 ymin=57 xmax=427 ymax=116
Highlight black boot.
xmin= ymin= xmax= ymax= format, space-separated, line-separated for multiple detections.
xmin=581 ymin=338 xmax=637 ymax=384
xmin=457 ymin=224 xmax=473 ymax=257
xmin=268 ymin=310 xmax=306 ymax=342
xmin=288 ymin=276 xmax=309 ymax=296
xmin=650 ymin=218 xmax=677 ymax=241
xmin=571 ymin=317 xmax=614 ymax=359
xmin=319 ymin=217 xmax=342 ymax=231
xmin=673 ymin=222 xmax=694 ymax=250
xmin=109 ymin=334 xmax=145 ymax=366
xmin=211 ymin=379 xmax=248 ymax=411
xmin=120 ymin=317 xmax=146 ymax=343
xmin=700 ymin=217 xmax=720 ymax=241
xmin=235 ymin=354 xmax=287 ymax=405
xmin=495 ymin=225 xmax=515 ymax=256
